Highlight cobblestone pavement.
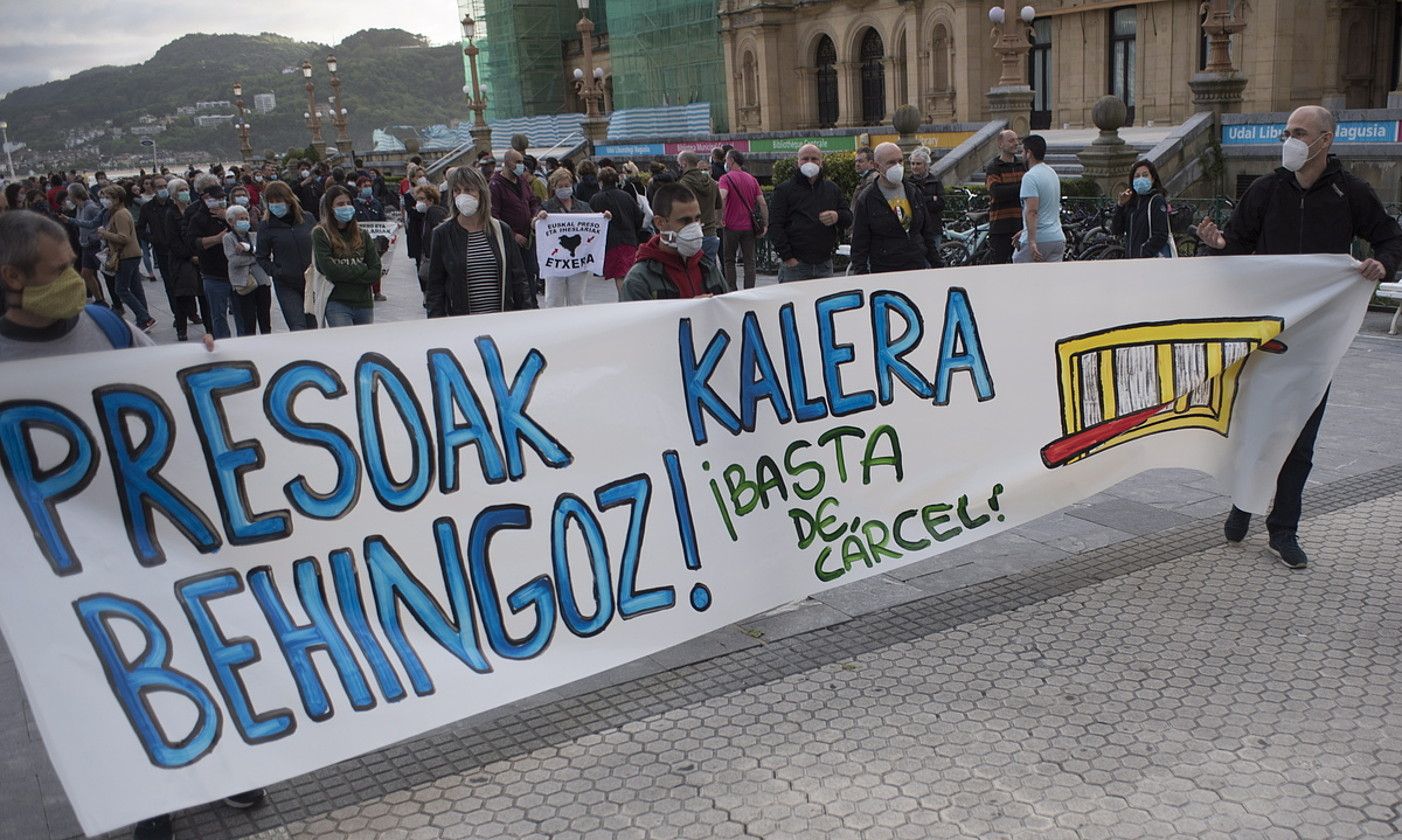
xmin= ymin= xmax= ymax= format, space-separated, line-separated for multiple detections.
xmin=2 ymin=233 xmax=1400 ymax=839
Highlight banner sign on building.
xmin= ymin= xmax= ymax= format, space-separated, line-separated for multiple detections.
xmin=535 ymin=213 xmax=609 ymax=277
xmin=593 ymin=143 xmax=665 ymax=158
xmin=749 ymin=136 xmax=856 ymax=154
xmin=0 ymin=256 xmax=1370 ymax=835
xmin=868 ymin=131 xmax=977 ymax=149
xmin=1222 ymin=120 xmax=1401 ymax=145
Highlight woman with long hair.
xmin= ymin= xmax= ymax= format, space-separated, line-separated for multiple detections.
xmin=1111 ymin=158 xmax=1173 ymax=259
xmin=312 ymin=185 xmax=380 ymax=327
xmin=95 ymin=184 xmax=155 ymax=331
xmin=425 ymin=166 xmax=535 ymax=317
xmin=255 ymin=180 xmax=315 ymax=330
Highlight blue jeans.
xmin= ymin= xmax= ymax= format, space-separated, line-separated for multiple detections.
xmin=324 ymin=299 xmax=374 ymax=328
xmin=140 ymin=240 xmax=155 ymax=277
xmin=777 ymin=259 xmax=834 ymax=283
xmin=203 ymin=276 xmax=243 ymax=340
xmin=702 ymin=235 xmax=721 ymax=263
xmin=274 ymin=282 xmax=311 ymax=331
xmin=115 ymin=257 xmax=152 ymax=325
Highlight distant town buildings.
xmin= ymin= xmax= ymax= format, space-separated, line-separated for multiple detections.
xmin=129 ymin=125 xmax=166 ymax=136
xmin=253 ymin=93 xmax=276 ymax=113
xmin=194 ymin=100 xmax=232 ymax=110
xmin=193 ymin=114 xmax=236 ymax=128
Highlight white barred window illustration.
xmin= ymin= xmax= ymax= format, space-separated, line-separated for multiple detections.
xmin=1043 ymin=318 xmax=1285 ymax=468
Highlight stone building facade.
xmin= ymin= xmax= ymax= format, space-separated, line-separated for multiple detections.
xmin=718 ymin=0 xmax=1402 ymax=132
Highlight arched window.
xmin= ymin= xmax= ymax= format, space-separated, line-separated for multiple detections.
xmin=859 ymin=28 xmax=885 ymax=124
xmin=815 ymin=35 xmax=838 ymax=128
xmin=742 ymin=51 xmax=759 ymax=107
xmin=932 ymin=24 xmax=950 ymax=91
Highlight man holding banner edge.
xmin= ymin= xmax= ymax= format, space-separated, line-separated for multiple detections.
xmin=1197 ymin=104 xmax=1402 ymax=568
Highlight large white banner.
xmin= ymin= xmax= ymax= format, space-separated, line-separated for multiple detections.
xmin=0 ymin=255 xmax=1371 ymax=834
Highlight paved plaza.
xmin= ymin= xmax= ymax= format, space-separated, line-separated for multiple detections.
xmin=3 ymin=237 xmax=1401 ymax=840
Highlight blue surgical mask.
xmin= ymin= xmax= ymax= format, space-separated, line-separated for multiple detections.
xmin=156 ymin=188 xmax=170 ymax=200
xmin=234 ymin=195 xmax=250 ymax=207
xmin=360 ymin=187 xmax=372 ymax=199
xmin=514 ymin=163 xmax=526 ymax=177
xmin=234 ymin=220 xmax=251 ymax=233
xmin=333 ymin=205 xmax=356 ymax=223
xmin=1132 ymin=176 xmax=1153 ymax=195
xmin=269 ymin=202 xmax=288 ymax=218
xmin=176 ymin=190 xmax=191 ymax=203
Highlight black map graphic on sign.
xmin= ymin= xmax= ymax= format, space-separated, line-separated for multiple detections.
xmin=558 ymin=234 xmax=583 ymax=256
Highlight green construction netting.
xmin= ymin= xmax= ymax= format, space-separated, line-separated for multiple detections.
xmin=607 ymin=0 xmax=727 ymax=131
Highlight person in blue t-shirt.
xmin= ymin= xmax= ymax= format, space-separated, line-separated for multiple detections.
xmin=1013 ymin=135 xmax=1067 ymax=263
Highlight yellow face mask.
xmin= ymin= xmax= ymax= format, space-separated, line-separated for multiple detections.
xmin=21 ymin=267 xmax=88 ymax=320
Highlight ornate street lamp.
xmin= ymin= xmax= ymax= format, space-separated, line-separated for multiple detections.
xmin=326 ymin=54 xmax=352 ymax=155
xmin=574 ymin=0 xmax=611 ymax=153
xmin=302 ymin=60 xmax=324 ymax=146
xmin=232 ymin=81 xmax=253 ymax=162
xmin=461 ymin=13 xmax=494 ymax=157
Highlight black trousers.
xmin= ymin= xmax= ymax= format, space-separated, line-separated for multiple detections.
xmin=1263 ymin=389 xmax=1329 ymax=538
xmin=988 ymin=230 xmax=1017 ymax=265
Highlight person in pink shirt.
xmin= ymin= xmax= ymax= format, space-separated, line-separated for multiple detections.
xmin=717 ymin=150 xmax=768 ymax=290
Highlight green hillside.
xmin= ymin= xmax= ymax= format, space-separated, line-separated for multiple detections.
xmin=0 ymin=29 xmax=465 ymax=157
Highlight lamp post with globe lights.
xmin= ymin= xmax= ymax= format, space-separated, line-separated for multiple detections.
xmin=985 ymin=3 xmax=1037 ymax=136
xmin=573 ymin=0 xmax=610 ymax=154
xmin=0 ymin=121 xmax=14 ymax=179
xmin=327 ymin=55 xmax=353 ymax=155
xmin=302 ymin=60 xmax=325 ymax=147
xmin=461 ymin=14 xmax=494 ymax=157
xmin=232 ymin=81 xmax=253 ymax=162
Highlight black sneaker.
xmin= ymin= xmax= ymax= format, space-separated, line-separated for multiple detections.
xmin=1224 ymin=507 xmax=1251 ymax=542
xmin=1269 ymin=534 xmax=1309 ymax=569
xmin=222 ymin=788 xmax=266 ymax=809
xmin=133 ymin=813 xmax=173 ymax=840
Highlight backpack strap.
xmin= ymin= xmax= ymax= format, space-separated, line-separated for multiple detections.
xmin=84 ymin=304 xmax=134 ymax=349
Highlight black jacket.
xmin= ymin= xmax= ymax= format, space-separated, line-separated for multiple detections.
xmin=419 ymin=204 xmax=450 ymax=264
xmin=767 ymin=171 xmax=852 ymax=265
xmin=1111 ymin=192 xmax=1171 ymax=259
xmin=184 ymin=202 xmax=229 ymax=279
xmin=425 ymin=217 xmax=537 ymax=317
xmin=139 ymin=198 xmax=182 ymax=252
xmin=909 ymin=172 xmax=945 ymax=236
xmin=589 ymin=188 xmax=645 ymax=248
xmin=574 ymin=175 xmax=601 ymax=206
xmin=850 ymin=179 xmax=942 ymax=274
xmin=294 ymin=178 xmax=323 ymax=221
xmin=403 ymin=192 xmax=427 ymax=260
xmin=1214 ymin=156 xmax=1402 ymax=276
xmin=255 ymin=213 xmax=314 ymax=290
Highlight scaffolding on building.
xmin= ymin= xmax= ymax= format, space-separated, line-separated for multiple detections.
xmin=607 ymin=0 xmax=727 ymax=132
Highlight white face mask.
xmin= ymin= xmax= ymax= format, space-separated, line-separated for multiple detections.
xmin=554 ymin=186 xmax=573 ymax=200
xmin=883 ymin=163 xmax=904 ymax=184
xmin=99 ymin=197 xmax=114 ymax=209
xmin=1280 ymin=135 xmax=1324 ymax=172
xmin=799 ymin=162 xmax=821 ymax=179
xmin=663 ymin=221 xmax=705 ymax=258
xmin=455 ymin=193 xmax=480 ymax=216
xmin=414 ymin=201 xmax=430 ymax=214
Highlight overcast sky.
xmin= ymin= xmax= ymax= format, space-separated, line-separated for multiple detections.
xmin=0 ymin=0 xmax=464 ymax=98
